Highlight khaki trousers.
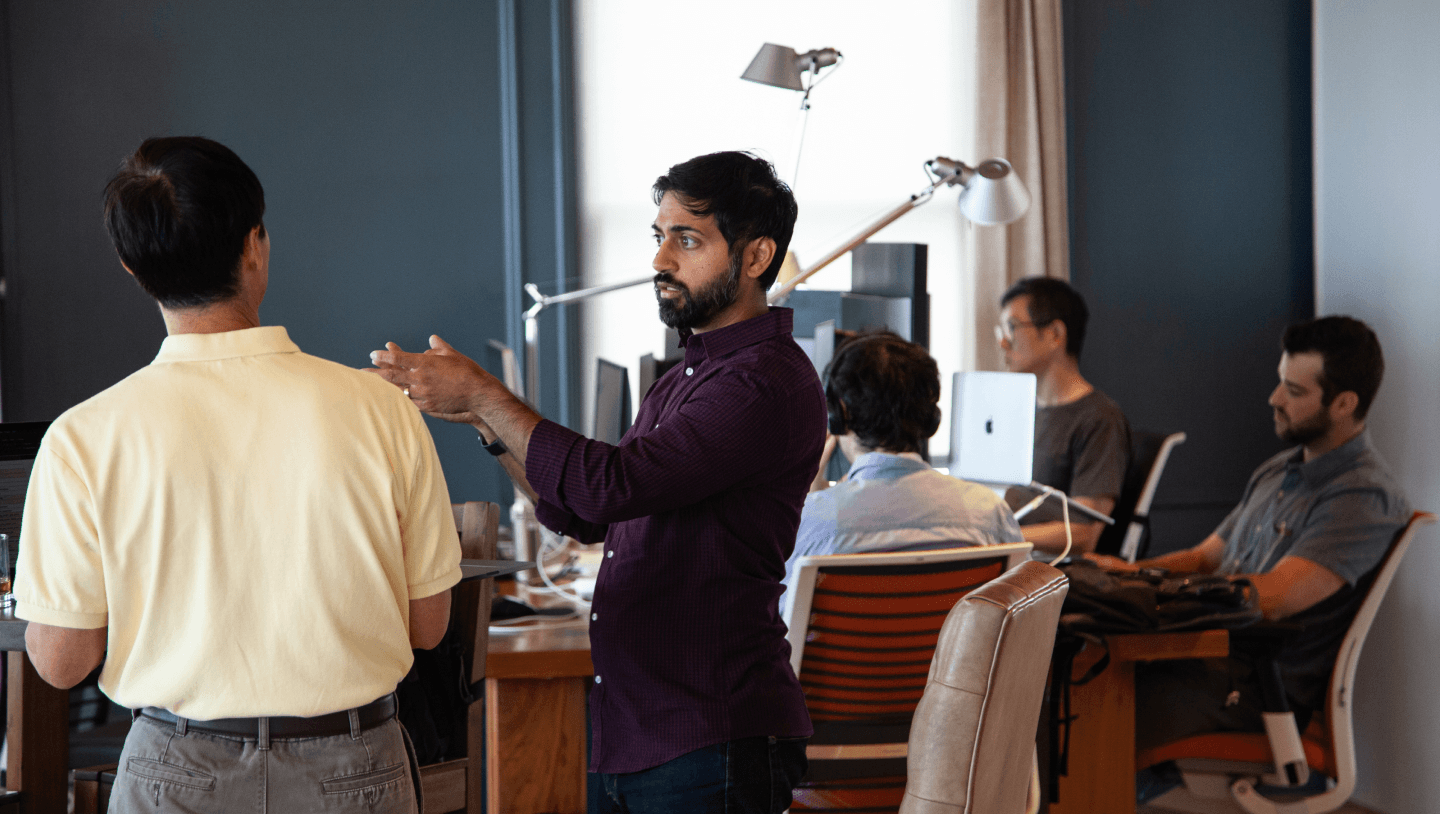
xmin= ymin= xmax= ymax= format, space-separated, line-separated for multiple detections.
xmin=109 ymin=711 xmax=420 ymax=813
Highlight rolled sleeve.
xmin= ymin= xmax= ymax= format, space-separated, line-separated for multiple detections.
xmin=13 ymin=444 xmax=108 ymax=629
xmin=526 ymin=419 xmax=585 ymax=509
xmin=526 ymin=371 xmax=794 ymax=526
xmin=527 ymin=421 xmax=612 ymax=543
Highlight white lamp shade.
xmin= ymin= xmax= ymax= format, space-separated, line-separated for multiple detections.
xmin=741 ymin=43 xmax=804 ymax=91
xmin=958 ymin=159 xmax=1030 ymax=225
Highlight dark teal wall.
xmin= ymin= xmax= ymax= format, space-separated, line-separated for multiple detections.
xmin=0 ymin=0 xmax=578 ymax=505
xmin=1063 ymin=0 xmax=1314 ymax=551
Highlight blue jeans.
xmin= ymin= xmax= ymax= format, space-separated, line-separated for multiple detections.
xmin=593 ymin=736 xmax=808 ymax=814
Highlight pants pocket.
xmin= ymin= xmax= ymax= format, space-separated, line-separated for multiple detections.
xmin=320 ymin=763 xmax=407 ymax=794
xmin=125 ymin=757 xmax=219 ymax=791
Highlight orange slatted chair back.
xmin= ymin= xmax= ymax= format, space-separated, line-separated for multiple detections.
xmin=798 ymin=556 xmax=1008 ymax=721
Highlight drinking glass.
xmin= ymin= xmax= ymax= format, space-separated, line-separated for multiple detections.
xmin=0 ymin=533 xmax=13 ymax=610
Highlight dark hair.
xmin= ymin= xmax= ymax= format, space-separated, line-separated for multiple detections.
xmin=104 ymin=136 xmax=265 ymax=308
xmin=1281 ymin=316 xmax=1385 ymax=420
xmin=825 ymin=331 xmax=942 ymax=454
xmin=652 ymin=151 xmax=797 ymax=289
xmin=1000 ymin=276 xmax=1089 ymax=358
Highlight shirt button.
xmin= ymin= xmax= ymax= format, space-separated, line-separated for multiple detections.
xmin=591 ymin=612 xmax=598 ymax=621
xmin=685 ymin=367 xmax=694 ymax=376
xmin=606 ymin=550 xmax=614 ymax=559
xmin=595 ymin=676 xmax=603 ymax=684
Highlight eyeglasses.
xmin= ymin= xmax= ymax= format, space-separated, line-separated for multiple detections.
xmin=994 ymin=319 xmax=1038 ymax=343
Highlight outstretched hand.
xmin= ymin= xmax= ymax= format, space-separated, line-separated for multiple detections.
xmin=368 ymin=335 xmax=499 ymax=423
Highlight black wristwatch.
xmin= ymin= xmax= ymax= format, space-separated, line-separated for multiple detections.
xmin=480 ymin=433 xmax=508 ymax=457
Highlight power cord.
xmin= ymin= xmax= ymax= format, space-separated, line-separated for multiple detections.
xmin=1015 ymin=484 xmax=1075 ymax=565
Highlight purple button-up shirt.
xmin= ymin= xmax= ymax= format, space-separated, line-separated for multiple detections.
xmin=527 ymin=307 xmax=825 ymax=774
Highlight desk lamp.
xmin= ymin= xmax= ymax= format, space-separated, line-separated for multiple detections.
xmin=741 ymin=43 xmax=843 ymax=189
xmin=768 ymin=156 xmax=1031 ymax=304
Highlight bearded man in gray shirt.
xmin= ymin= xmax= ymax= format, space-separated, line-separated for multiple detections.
xmin=1090 ymin=316 xmax=1411 ymax=751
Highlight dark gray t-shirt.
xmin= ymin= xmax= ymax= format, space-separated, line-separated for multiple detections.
xmin=1006 ymin=389 xmax=1129 ymax=524
xmin=1213 ymin=432 xmax=1410 ymax=710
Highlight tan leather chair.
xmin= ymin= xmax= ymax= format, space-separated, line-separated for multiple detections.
xmin=899 ymin=560 xmax=1069 ymax=814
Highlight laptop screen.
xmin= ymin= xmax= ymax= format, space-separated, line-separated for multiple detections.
xmin=949 ymin=372 xmax=1035 ymax=486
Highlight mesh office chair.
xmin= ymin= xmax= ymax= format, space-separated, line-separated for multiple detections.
xmin=1094 ymin=430 xmax=1187 ymax=561
xmin=1139 ymin=511 xmax=1435 ymax=814
xmin=784 ymin=543 xmax=1034 ymax=812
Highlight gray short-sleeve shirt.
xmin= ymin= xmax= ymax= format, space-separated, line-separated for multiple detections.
xmin=1008 ymin=388 xmax=1129 ymax=524
xmin=1214 ymin=431 xmax=1410 ymax=709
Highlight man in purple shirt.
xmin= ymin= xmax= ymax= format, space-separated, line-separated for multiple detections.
xmin=371 ymin=152 xmax=825 ymax=812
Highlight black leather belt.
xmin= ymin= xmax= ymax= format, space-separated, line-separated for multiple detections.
xmin=140 ymin=693 xmax=397 ymax=739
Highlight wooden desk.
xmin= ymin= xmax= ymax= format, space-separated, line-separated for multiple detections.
xmin=485 ymin=616 xmax=592 ymax=814
xmin=1049 ymin=630 xmax=1229 ymax=814
xmin=1 ymin=612 xmax=69 ymax=814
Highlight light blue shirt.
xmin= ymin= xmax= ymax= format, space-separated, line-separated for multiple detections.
xmin=783 ymin=452 xmax=1024 ymax=593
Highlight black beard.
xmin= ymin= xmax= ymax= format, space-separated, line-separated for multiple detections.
xmin=655 ymin=253 xmax=743 ymax=330
xmin=1277 ymin=410 xmax=1331 ymax=445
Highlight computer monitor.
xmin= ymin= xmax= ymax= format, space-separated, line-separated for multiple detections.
xmin=593 ymin=359 xmax=632 ymax=445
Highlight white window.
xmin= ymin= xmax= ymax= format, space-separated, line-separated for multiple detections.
xmin=574 ymin=0 xmax=978 ymax=456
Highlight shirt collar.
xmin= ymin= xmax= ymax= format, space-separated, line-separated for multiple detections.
xmin=846 ymin=451 xmax=930 ymax=481
xmin=680 ymin=308 xmax=793 ymax=364
xmin=1287 ymin=430 xmax=1372 ymax=485
xmin=153 ymin=326 xmax=301 ymax=364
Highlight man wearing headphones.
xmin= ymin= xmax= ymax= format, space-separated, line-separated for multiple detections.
xmin=783 ymin=331 xmax=1023 ymax=595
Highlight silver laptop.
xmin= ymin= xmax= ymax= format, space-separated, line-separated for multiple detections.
xmin=949 ymin=371 xmax=1036 ymax=485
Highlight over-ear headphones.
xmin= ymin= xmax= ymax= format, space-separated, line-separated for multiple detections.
xmin=824 ymin=332 xmax=878 ymax=437
xmin=826 ymin=390 xmax=847 ymax=436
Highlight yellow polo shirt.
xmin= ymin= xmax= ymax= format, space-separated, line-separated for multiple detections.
xmin=14 ymin=326 xmax=461 ymax=719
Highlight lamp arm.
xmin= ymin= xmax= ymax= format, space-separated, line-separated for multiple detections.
xmin=521 ymin=275 xmax=654 ymax=406
xmin=529 ymin=275 xmax=653 ymax=310
xmin=768 ymin=177 xmax=945 ymax=305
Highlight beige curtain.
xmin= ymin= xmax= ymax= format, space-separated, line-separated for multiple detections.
xmin=969 ymin=0 xmax=1070 ymax=372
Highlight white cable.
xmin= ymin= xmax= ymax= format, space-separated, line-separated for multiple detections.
xmin=1048 ymin=485 xmax=1074 ymax=565
xmin=527 ymin=525 xmax=592 ymax=606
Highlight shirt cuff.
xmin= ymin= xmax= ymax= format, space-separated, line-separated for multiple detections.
xmin=409 ymin=567 xmax=463 ymax=600
xmin=534 ymin=498 xmax=576 ymax=536
xmin=14 ymin=600 xmax=108 ymax=629
xmin=526 ymin=419 xmax=585 ymax=509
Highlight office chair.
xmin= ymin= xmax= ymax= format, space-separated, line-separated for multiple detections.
xmin=899 ymin=560 xmax=1069 ymax=814
xmin=1139 ymin=511 xmax=1435 ymax=814
xmin=784 ymin=543 xmax=1033 ymax=812
xmin=1094 ymin=430 xmax=1187 ymax=561
xmin=413 ymin=501 xmax=500 ymax=814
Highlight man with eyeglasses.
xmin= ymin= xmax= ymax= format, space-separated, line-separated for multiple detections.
xmin=996 ymin=277 xmax=1129 ymax=555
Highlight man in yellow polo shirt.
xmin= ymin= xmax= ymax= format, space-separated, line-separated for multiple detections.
xmin=13 ymin=136 xmax=460 ymax=813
